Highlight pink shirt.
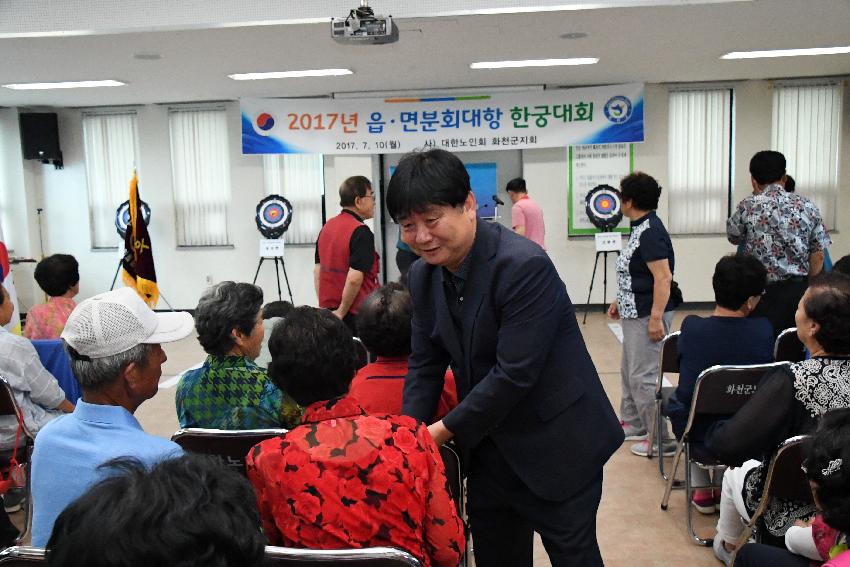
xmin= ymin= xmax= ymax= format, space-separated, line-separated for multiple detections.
xmin=511 ymin=195 xmax=546 ymax=250
xmin=23 ymin=297 xmax=76 ymax=340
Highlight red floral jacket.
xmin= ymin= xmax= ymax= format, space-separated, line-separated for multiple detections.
xmin=246 ymin=396 xmax=465 ymax=567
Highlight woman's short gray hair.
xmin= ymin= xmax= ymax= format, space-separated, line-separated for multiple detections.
xmin=195 ymin=281 xmax=263 ymax=356
xmin=66 ymin=342 xmax=153 ymax=392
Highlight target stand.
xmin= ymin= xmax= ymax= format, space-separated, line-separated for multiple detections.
xmin=582 ymin=232 xmax=622 ymax=324
xmin=252 ymin=240 xmax=294 ymax=304
xmin=581 ymin=184 xmax=624 ymax=324
xmin=252 ymin=195 xmax=295 ymax=303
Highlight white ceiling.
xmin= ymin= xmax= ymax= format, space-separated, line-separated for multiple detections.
xmin=1 ymin=0 xmax=849 ymax=108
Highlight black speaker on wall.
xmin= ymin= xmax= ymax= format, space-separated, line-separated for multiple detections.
xmin=19 ymin=112 xmax=63 ymax=168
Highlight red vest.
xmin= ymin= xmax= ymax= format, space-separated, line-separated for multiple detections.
xmin=317 ymin=211 xmax=380 ymax=314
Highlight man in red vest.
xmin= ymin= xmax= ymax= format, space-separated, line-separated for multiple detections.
xmin=314 ymin=176 xmax=380 ymax=334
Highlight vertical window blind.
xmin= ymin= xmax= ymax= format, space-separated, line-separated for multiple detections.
xmin=82 ymin=111 xmax=139 ymax=248
xmin=169 ymin=108 xmax=231 ymax=246
xmin=262 ymin=154 xmax=325 ymax=244
xmin=667 ymin=88 xmax=733 ymax=234
xmin=772 ymin=81 xmax=842 ymax=229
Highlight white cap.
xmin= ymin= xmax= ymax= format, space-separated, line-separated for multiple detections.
xmin=61 ymin=287 xmax=194 ymax=359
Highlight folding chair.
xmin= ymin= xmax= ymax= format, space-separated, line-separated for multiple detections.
xmin=0 ymin=546 xmax=45 ymax=565
xmin=774 ymin=327 xmax=806 ymax=363
xmin=171 ymin=427 xmax=287 ymax=477
xmin=353 ymin=337 xmax=370 ymax=370
xmin=439 ymin=443 xmax=469 ymax=567
xmin=30 ymin=339 xmax=81 ymax=404
xmin=0 ymin=545 xmax=424 ymax=566
xmin=0 ymin=375 xmax=36 ymax=545
xmin=645 ymin=331 xmax=680 ymax=482
xmin=660 ymin=361 xmax=790 ymax=546
xmin=264 ymin=545 xmax=423 ymax=566
xmin=733 ymin=435 xmax=813 ymax=551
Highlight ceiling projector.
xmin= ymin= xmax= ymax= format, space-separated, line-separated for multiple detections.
xmin=331 ymin=1 xmax=398 ymax=44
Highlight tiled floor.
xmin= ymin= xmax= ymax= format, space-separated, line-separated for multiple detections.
xmin=18 ymin=308 xmax=723 ymax=566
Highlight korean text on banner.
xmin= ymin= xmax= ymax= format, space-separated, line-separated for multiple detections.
xmin=242 ymin=83 xmax=644 ymax=155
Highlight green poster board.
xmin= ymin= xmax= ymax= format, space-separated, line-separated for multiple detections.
xmin=568 ymin=143 xmax=634 ymax=236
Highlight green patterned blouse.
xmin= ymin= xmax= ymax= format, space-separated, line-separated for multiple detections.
xmin=175 ymin=355 xmax=301 ymax=430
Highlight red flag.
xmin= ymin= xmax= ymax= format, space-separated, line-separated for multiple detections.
xmin=121 ymin=172 xmax=158 ymax=307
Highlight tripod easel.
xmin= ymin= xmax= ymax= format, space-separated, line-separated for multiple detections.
xmin=582 ymin=231 xmax=621 ymax=325
xmin=252 ymin=256 xmax=294 ymax=304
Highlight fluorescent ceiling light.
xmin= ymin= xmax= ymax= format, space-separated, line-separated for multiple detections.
xmin=721 ymin=46 xmax=850 ymax=59
xmin=2 ymin=80 xmax=125 ymax=90
xmin=470 ymin=58 xmax=598 ymax=69
xmin=228 ymin=69 xmax=353 ymax=80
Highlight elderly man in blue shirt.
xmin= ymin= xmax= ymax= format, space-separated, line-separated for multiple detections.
xmin=31 ymin=288 xmax=194 ymax=546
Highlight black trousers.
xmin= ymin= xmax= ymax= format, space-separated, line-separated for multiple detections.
xmin=734 ymin=543 xmax=810 ymax=567
xmin=751 ymin=277 xmax=808 ymax=339
xmin=467 ymin=438 xmax=604 ymax=567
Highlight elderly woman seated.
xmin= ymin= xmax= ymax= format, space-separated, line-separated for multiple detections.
xmin=707 ymin=272 xmax=850 ymax=565
xmin=246 ymin=306 xmax=465 ymax=567
xmin=24 ymin=253 xmax=80 ymax=340
xmin=350 ymin=282 xmax=457 ymax=420
xmin=176 ymin=282 xmax=300 ymax=430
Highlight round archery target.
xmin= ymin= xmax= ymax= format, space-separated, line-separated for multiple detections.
xmin=115 ymin=200 xmax=152 ymax=239
xmin=584 ymin=184 xmax=623 ymax=230
xmin=255 ymin=194 xmax=293 ymax=239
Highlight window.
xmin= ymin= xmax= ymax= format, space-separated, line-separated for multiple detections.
xmin=772 ymin=81 xmax=843 ymax=229
xmin=169 ymin=107 xmax=231 ymax=246
xmin=82 ymin=111 xmax=139 ymax=248
xmin=262 ymin=154 xmax=325 ymax=244
xmin=667 ymin=88 xmax=733 ymax=234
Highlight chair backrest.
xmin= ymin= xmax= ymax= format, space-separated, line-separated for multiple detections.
xmin=439 ymin=443 xmax=464 ymax=517
xmin=655 ymin=331 xmax=680 ymax=395
xmin=747 ymin=435 xmax=814 ymax=542
xmin=0 ymin=546 xmax=45 ymax=565
xmin=0 ymin=375 xmax=34 ymax=440
xmin=0 ymin=545 xmax=423 ymax=567
xmin=353 ymin=337 xmax=369 ymax=370
xmin=263 ymin=546 xmax=422 ymax=567
xmin=171 ymin=428 xmax=287 ymax=476
xmin=762 ymin=435 xmax=813 ymax=503
xmin=30 ymin=338 xmax=81 ymax=404
xmin=660 ymin=331 xmax=681 ymax=374
xmin=774 ymin=327 xmax=806 ymax=363
xmin=682 ymin=362 xmax=790 ymax=437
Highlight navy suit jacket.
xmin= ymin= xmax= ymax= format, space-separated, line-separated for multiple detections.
xmin=403 ymin=220 xmax=623 ymax=501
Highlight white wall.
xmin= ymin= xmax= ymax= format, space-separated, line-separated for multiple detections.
xmin=5 ymin=103 xmax=373 ymax=311
xmin=0 ymin=107 xmax=43 ymax=308
xmin=524 ymin=80 xmax=850 ymax=305
xmin=3 ymin=80 xmax=848 ymax=312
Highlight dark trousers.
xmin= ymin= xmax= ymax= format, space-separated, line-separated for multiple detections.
xmin=751 ymin=277 xmax=808 ymax=339
xmin=467 ymin=438 xmax=604 ymax=567
xmin=734 ymin=543 xmax=811 ymax=567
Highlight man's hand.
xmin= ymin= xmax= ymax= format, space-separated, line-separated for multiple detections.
xmin=427 ymin=420 xmax=454 ymax=446
xmin=331 ymin=308 xmax=345 ymax=320
xmin=607 ymin=301 xmax=620 ymax=320
xmin=648 ymin=316 xmax=665 ymax=342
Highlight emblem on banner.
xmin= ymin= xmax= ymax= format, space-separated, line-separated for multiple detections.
xmin=255 ymin=112 xmax=276 ymax=134
xmin=603 ymin=96 xmax=632 ymax=124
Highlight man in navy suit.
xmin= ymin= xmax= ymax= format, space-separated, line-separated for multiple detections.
xmin=387 ymin=149 xmax=623 ymax=567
